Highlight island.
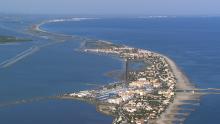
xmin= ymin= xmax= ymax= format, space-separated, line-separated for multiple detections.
xmin=60 ymin=40 xmax=197 ymax=124
xmin=0 ymin=35 xmax=31 ymax=44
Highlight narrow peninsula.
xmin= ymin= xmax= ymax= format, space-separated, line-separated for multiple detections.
xmin=60 ymin=41 xmax=197 ymax=124
xmin=31 ymin=19 xmax=199 ymax=124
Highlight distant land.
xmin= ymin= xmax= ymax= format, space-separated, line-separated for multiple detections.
xmin=0 ymin=35 xmax=31 ymax=43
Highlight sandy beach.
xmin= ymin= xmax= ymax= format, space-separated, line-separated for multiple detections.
xmin=156 ymin=55 xmax=198 ymax=124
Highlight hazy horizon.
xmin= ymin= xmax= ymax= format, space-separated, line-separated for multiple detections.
xmin=0 ymin=0 xmax=220 ymax=16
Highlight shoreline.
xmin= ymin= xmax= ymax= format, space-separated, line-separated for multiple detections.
xmin=34 ymin=18 xmax=197 ymax=124
xmin=67 ymin=44 xmax=196 ymax=124
xmin=156 ymin=55 xmax=197 ymax=124
xmin=30 ymin=18 xmax=98 ymax=37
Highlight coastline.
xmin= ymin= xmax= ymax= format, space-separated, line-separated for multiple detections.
xmin=156 ymin=55 xmax=197 ymax=124
xmin=30 ymin=18 xmax=98 ymax=37
xmin=33 ymin=18 xmax=197 ymax=124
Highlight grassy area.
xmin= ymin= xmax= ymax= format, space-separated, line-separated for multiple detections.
xmin=0 ymin=36 xmax=32 ymax=43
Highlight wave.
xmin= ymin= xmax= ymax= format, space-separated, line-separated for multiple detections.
xmin=0 ymin=46 xmax=39 ymax=68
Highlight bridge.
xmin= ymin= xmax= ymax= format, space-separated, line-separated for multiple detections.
xmin=176 ymin=88 xmax=220 ymax=95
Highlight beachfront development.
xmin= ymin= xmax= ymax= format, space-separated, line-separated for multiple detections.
xmin=29 ymin=19 xmax=214 ymax=124
xmin=61 ymin=41 xmax=189 ymax=124
xmin=29 ymin=19 xmax=204 ymax=124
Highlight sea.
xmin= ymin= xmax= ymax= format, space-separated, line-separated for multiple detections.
xmin=0 ymin=15 xmax=220 ymax=124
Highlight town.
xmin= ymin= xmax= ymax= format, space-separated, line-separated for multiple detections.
xmin=62 ymin=41 xmax=176 ymax=124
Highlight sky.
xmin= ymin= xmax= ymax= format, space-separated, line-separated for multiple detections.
xmin=0 ymin=0 xmax=220 ymax=15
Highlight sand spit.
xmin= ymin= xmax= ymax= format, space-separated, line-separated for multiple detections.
xmin=156 ymin=55 xmax=198 ymax=124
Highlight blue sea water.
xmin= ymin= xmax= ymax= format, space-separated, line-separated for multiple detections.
xmin=0 ymin=16 xmax=220 ymax=124
xmin=0 ymin=16 xmax=118 ymax=124
xmin=42 ymin=17 xmax=220 ymax=88
xmin=0 ymin=100 xmax=112 ymax=124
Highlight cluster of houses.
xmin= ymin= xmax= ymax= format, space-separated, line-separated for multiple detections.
xmin=67 ymin=43 xmax=176 ymax=124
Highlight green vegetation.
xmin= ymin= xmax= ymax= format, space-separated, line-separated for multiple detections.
xmin=0 ymin=36 xmax=32 ymax=43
